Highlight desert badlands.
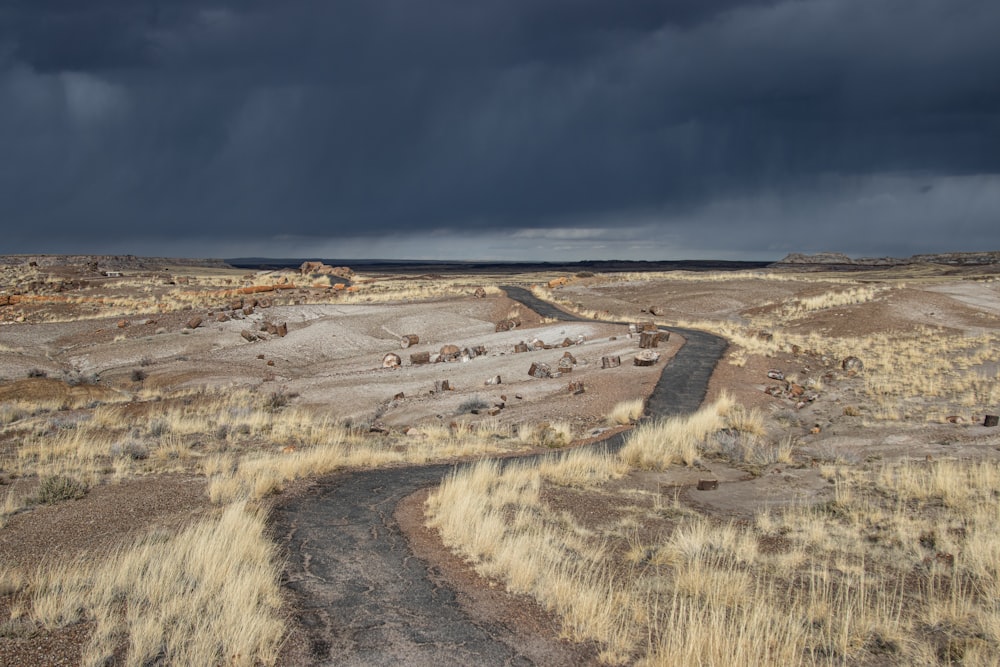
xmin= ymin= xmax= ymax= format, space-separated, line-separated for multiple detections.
xmin=1 ymin=254 xmax=1000 ymax=665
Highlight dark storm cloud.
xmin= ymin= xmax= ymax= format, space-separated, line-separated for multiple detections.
xmin=1 ymin=1 xmax=999 ymax=258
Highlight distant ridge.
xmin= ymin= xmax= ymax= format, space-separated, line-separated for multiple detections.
xmin=772 ymin=251 xmax=1000 ymax=267
xmin=226 ymin=258 xmax=772 ymax=274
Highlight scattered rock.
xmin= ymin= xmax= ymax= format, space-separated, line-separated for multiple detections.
xmin=400 ymin=334 xmax=420 ymax=348
xmin=767 ymin=369 xmax=785 ymax=381
xmin=634 ymin=350 xmax=660 ymax=366
xmin=393 ymin=392 xmax=405 ymax=400
xmin=528 ymin=362 xmax=552 ymax=379
xmin=513 ymin=341 xmax=529 ymax=353
xmin=697 ymin=479 xmax=719 ymax=491
xmin=382 ymin=353 xmax=402 ymax=368
xmin=241 ymin=329 xmax=258 ymax=342
xmin=639 ymin=331 xmax=659 ymax=349
xmin=439 ymin=344 xmax=461 ymax=362
xmin=495 ymin=319 xmax=519 ymax=332
xmin=601 ymin=355 xmax=621 ymax=369
xmin=473 ymin=286 xmax=487 ymax=298
xmin=117 ymin=319 xmax=130 ymax=328
xmin=485 ymin=375 xmax=502 ymax=385
xmin=434 ymin=380 xmax=453 ymax=392
xmin=568 ymin=381 xmax=585 ymax=395
xmin=186 ymin=316 xmax=202 ymax=329
xmin=410 ymin=351 xmax=431 ymax=365
xmin=263 ymin=321 xmax=288 ymax=337
xmin=842 ymin=356 xmax=864 ymax=373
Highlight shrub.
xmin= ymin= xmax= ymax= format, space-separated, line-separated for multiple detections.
xmin=34 ymin=475 xmax=88 ymax=504
xmin=266 ymin=390 xmax=293 ymax=411
xmin=130 ymin=369 xmax=147 ymax=383
xmin=458 ymin=395 xmax=489 ymax=413
xmin=149 ymin=419 xmax=170 ymax=437
xmin=27 ymin=368 xmax=47 ymax=378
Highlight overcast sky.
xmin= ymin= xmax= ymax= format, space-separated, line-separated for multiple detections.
xmin=2 ymin=1 xmax=999 ymax=261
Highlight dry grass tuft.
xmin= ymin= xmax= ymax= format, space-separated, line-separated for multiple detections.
xmin=21 ymin=502 xmax=284 ymax=666
xmin=608 ymin=399 xmax=644 ymax=425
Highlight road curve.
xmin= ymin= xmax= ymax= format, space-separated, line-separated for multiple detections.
xmin=272 ymin=288 xmax=727 ymax=665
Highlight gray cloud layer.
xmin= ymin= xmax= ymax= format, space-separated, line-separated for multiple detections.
xmin=2 ymin=1 xmax=998 ymax=259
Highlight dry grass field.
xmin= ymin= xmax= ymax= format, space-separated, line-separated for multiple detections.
xmin=1 ymin=255 xmax=999 ymax=664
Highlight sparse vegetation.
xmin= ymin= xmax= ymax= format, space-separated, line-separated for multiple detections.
xmin=427 ymin=408 xmax=1000 ymax=665
xmin=18 ymin=502 xmax=284 ymax=666
xmin=3 ymin=257 xmax=1000 ymax=664
xmin=608 ymin=399 xmax=644 ymax=425
xmin=33 ymin=475 xmax=88 ymax=504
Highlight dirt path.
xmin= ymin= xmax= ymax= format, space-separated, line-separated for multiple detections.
xmin=271 ymin=289 xmax=726 ymax=665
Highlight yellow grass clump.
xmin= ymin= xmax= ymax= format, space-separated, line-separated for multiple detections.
xmin=427 ymin=416 xmax=1000 ymax=664
xmin=21 ymin=502 xmax=284 ymax=666
xmin=608 ymin=399 xmax=644 ymax=425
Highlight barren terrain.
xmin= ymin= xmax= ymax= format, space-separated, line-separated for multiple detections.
xmin=1 ymin=256 xmax=999 ymax=665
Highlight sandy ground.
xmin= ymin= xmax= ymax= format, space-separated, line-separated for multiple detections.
xmin=2 ymin=257 xmax=1000 ymax=665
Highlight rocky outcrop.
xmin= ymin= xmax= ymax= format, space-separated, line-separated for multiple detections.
xmin=299 ymin=261 xmax=354 ymax=280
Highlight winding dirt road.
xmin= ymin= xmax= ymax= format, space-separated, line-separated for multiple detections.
xmin=272 ymin=288 xmax=726 ymax=665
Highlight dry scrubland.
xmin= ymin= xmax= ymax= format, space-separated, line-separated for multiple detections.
xmin=1 ymin=257 xmax=999 ymax=665
xmin=0 ymin=258 xmax=677 ymax=664
xmin=421 ymin=264 xmax=1000 ymax=665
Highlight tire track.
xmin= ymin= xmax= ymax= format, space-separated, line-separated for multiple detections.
xmin=272 ymin=288 xmax=726 ymax=665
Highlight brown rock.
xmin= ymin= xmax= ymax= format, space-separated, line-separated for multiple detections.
xmin=439 ymin=344 xmax=461 ymax=361
xmin=186 ymin=316 xmax=202 ymax=329
xmin=410 ymin=351 xmax=431 ymax=365
xmin=842 ymin=356 xmax=864 ymax=373
xmin=473 ymin=286 xmax=487 ymax=298
xmin=528 ymin=362 xmax=552 ymax=379
xmin=634 ymin=350 xmax=660 ymax=366
xmin=639 ymin=331 xmax=659 ymax=349
xmin=382 ymin=352 xmax=402 ymax=368
xmin=601 ymin=355 xmax=621 ymax=369
xmin=241 ymin=329 xmax=257 ymax=342
xmin=117 ymin=319 xmax=130 ymax=328
xmin=985 ymin=415 xmax=999 ymax=427
xmin=434 ymin=380 xmax=452 ymax=392
xmin=400 ymin=334 xmax=420 ymax=348
xmin=513 ymin=341 xmax=529 ymax=353
xmin=568 ymin=381 xmax=585 ymax=395
xmin=697 ymin=479 xmax=719 ymax=491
